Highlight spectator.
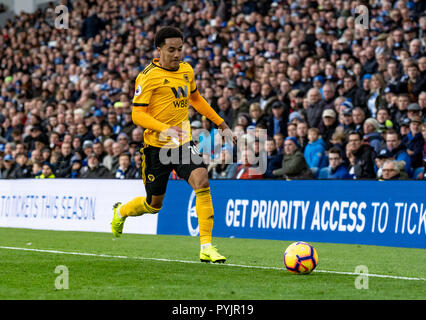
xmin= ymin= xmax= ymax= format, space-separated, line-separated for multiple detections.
xmin=306 ymin=88 xmax=326 ymax=129
xmin=24 ymin=125 xmax=48 ymax=152
xmin=117 ymin=133 xmax=130 ymax=152
xmin=258 ymin=83 xmax=277 ymax=113
xmin=102 ymin=138 xmax=115 ymax=171
xmin=287 ymin=123 xmax=297 ymax=138
xmin=406 ymin=103 xmax=422 ymax=122
xmin=1 ymin=154 xmax=16 ymax=179
xmin=248 ymin=102 xmax=265 ymax=128
xmin=324 ymin=147 xmax=351 ymax=180
xmin=13 ymin=153 xmax=32 ymax=179
xmin=93 ymin=140 xmax=106 ymax=163
xmin=31 ymin=162 xmax=42 ymax=178
xmin=376 ymin=107 xmax=394 ymax=133
xmin=132 ymin=151 xmax=143 ymax=180
xmin=110 ymin=141 xmax=124 ymax=171
xmin=385 ymin=129 xmax=412 ymax=175
xmin=102 ymin=123 xmax=117 ymax=142
xmin=230 ymin=97 xmax=249 ymax=128
xmin=381 ymin=160 xmax=405 ymax=180
xmin=273 ymin=133 xmax=285 ymax=155
xmin=366 ymin=73 xmax=387 ymax=118
xmin=296 ymin=121 xmax=309 ymax=152
xmin=352 ymin=107 xmax=367 ymax=135
xmin=319 ymin=109 xmax=338 ymax=149
xmin=91 ymin=124 xmax=104 ymax=143
xmin=131 ymin=127 xmax=144 ymax=146
xmin=375 ymin=149 xmax=396 ymax=179
xmin=80 ymin=153 xmax=111 ymax=179
xmin=107 ymin=111 xmax=122 ymax=135
xmin=393 ymin=94 xmax=410 ymax=125
xmin=216 ymin=97 xmax=233 ymax=128
xmin=233 ymin=148 xmax=263 ymax=180
xmin=52 ymin=142 xmax=72 ymax=177
xmin=346 ymin=131 xmax=376 ymax=179
xmin=403 ymin=116 xmax=424 ymax=170
xmin=76 ymin=123 xmax=95 ymax=143
xmin=114 ymin=152 xmax=138 ymax=179
xmin=339 ymin=108 xmax=356 ymax=135
xmin=399 ymin=118 xmax=411 ymax=140
xmin=363 ymin=118 xmax=385 ymax=154
xmin=398 ymin=63 xmax=426 ymax=102
xmin=322 ymin=83 xmax=336 ymax=111
xmin=247 ymin=80 xmax=261 ymax=105
xmin=304 ymin=128 xmax=327 ymax=177
xmin=81 ymin=140 xmax=94 ymax=166
xmin=41 ymin=147 xmax=52 ymax=163
xmin=36 ymin=162 xmax=56 ymax=179
xmin=264 ymin=137 xmax=283 ymax=179
xmin=272 ymin=137 xmax=313 ymax=180
xmin=342 ymin=75 xmax=367 ymax=113
xmin=210 ymin=148 xmax=238 ymax=180
xmin=71 ymin=157 xmax=82 ymax=179
xmin=265 ymin=101 xmax=288 ymax=139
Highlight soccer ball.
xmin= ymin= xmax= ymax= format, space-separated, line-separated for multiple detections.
xmin=283 ymin=241 xmax=318 ymax=274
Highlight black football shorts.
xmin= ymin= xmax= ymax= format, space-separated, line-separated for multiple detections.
xmin=140 ymin=140 xmax=207 ymax=199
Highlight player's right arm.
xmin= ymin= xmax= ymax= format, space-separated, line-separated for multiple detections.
xmin=131 ymin=73 xmax=170 ymax=133
xmin=132 ymin=103 xmax=186 ymax=140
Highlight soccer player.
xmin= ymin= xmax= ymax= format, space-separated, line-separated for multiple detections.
xmin=111 ymin=27 xmax=235 ymax=263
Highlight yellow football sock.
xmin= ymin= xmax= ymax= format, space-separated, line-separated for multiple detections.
xmin=195 ymin=187 xmax=214 ymax=245
xmin=119 ymin=196 xmax=160 ymax=217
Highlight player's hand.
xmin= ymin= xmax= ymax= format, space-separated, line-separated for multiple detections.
xmin=167 ymin=126 xmax=187 ymax=145
xmin=218 ymin=121 xmax=237 ymax=145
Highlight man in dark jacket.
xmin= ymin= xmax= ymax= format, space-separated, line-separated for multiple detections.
xmin=347 ymin=131 xmax=376 ymax=179
xmin=55 ymin=142 xmax=73 ymax=178
xmin=272 ymin=137 xmax=313 ymax=179
xmin=13 ymin=153 xmax=32 ymax=178
xmin=397 ymin=63 xmax=425 ymax=102
xmin=342 ymin=75 xmax=368 ymax=114
xmin=327 ymin=147 xmax=352 ymax=179
xmin=264 ymin=138 xmax=283 ymax=178
xmin=80 ymin=153 xmax=111 ymax=178
xmin=1 ymin=154 xmax=16 ymax=179
xmin=23 ymin=125 xmax=49 ymax=152
xmin=265 ymin=101 xmax=289 ymax=138
xmin=306 ymin=88 xmax=326 ymax=129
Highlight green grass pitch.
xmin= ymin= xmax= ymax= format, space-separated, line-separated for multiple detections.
xmin=0 ymin=227 xmax=425 ymax=300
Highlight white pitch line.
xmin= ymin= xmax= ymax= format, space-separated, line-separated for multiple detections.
xmin=1 ymin=245 xmax=425 ymax=282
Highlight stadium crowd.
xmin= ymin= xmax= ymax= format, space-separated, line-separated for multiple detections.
xmin=0 ymin=0 xmax=425 ymax=180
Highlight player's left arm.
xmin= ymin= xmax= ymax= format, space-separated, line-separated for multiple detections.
xmin=189 ymin=89 xmax=223 ymax=126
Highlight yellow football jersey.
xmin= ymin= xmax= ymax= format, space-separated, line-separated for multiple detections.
xmin=132 ymin=58 xmax=197 ymax=148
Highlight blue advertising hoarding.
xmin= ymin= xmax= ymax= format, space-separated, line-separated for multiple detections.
xmin=157 ymin=180 xmax=426 ymax=249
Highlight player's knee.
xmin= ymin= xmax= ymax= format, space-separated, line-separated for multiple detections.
xmin=194 ymin=177 xmax=209 ymax=190
xmin=189 ymin=167 xmax=210 ymax=190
